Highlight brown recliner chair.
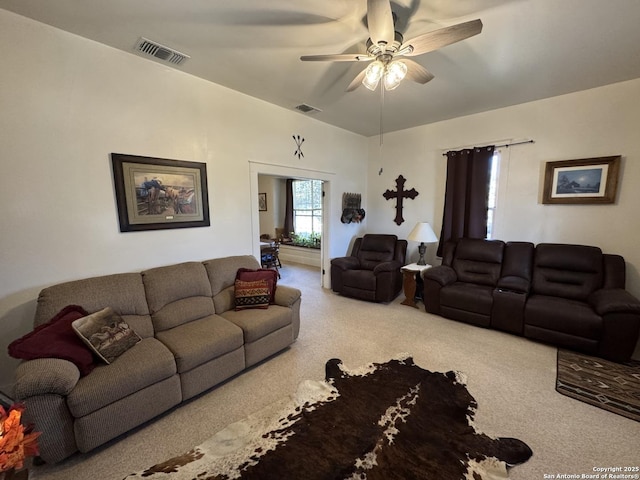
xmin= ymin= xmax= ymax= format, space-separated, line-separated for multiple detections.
xmin=331 ymin=234 xmax=407 ymax=303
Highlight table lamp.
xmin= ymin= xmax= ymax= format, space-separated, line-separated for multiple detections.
xmin=407 ymin=222 xmax=438 ymax=265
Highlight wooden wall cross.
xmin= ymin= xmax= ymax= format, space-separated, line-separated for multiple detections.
xmin=383 ymin=175 xmax=419 ymax=225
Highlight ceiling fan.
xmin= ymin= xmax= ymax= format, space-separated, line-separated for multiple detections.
xmin=300 ymin=0 xmax=482 ymax=92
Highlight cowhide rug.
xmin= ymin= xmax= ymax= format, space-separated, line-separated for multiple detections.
xmin=124 ymin=357 xmax=532 ymax=479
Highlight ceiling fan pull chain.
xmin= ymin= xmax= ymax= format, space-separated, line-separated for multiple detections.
xmin=378 ymin=83 xmax=385 ymax=175
xmin=379 ymin=83 xmax=385 ymax=147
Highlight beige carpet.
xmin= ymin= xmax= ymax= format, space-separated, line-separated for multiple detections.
xmin=30 ymin=263 xmax=640 ymax=480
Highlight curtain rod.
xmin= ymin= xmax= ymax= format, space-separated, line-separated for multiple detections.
xmin=441 ymin=139 xmax=535 ymax=156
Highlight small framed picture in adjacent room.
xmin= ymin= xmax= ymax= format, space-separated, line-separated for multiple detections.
xmin=258 ymin=193 xmax=267 ymax=211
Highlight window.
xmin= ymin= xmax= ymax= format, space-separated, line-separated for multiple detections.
xmin=293 ymin=180 xmax=322 ymax=237
xmin=486 ymin=151 xmax=500 ymax=239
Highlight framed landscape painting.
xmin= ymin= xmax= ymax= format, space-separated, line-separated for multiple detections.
xmin=111 ymin=153 xmax=210 ymax=232
xmin=542 ymin=156 xmax=621 ymax=204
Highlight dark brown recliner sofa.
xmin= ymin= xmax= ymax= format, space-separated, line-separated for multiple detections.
xmin=331 ymin=234 xmax=407 ymax=302
xmin=423 ymin=238 xmax=640 ymax=362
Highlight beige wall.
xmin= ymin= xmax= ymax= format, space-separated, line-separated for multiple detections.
xmin=0 ymin=10 xmax=368 ymax=394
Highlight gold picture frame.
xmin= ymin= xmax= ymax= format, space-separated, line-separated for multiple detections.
xmin=542 ymin=156 xmax=620 ymax=204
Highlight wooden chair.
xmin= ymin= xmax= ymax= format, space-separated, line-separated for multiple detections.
xmin=261 ymin=243 xmax=282 ymax=277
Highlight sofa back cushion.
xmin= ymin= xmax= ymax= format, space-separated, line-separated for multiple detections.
xmin=203 ymin=255 xmax=261 ymax=313
xmin=355 ymin=234 xmax=398 ymax=270
xmin=532 ymin=244 xmax=603 ymax=301
xmin=142 ymin=262 xmax=214 ymax=332
xmin=452 ymin=238 xmax=505 ymax=287
xmin=35 ymin=273 xmax=154 ymax=338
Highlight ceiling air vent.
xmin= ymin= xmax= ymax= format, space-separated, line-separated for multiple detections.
xmin=295 ymin=104 xmax=322 ymax=114
xmin=134 ymin=37 xmax=190 ymax=66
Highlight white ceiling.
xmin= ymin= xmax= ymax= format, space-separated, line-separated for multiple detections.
xmin=3 ymin=0 xmax=640 ymax=137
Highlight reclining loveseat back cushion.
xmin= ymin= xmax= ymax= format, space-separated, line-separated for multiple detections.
xmin=532 ymin=244 xmax=603 ymax=301
xmin=34 ymin=273 xmax=154 ymax=338
xmin=356 ymin=234 xmax=398 ymax=270
xmin=451 ymin=238 xmax=505 ymax=287
xmin=142 ymin=262 xmax=214 ymax=332
xmin=203 ymin=255 xmax=262 ymax=313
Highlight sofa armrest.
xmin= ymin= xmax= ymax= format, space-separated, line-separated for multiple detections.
xmin=373 ymin=260 xmax=403 ymax=275
xmin=13 ymin=358 xmax=80 ymax=399
xmin=274 ymin=285 xmax=302 ymax=307
xmin=422 ymin=265 xmax=457 ymax=287
xmin=330 ymin=256 xmax=360 ymax=271
xmin=497 ymin=275 xmax=530 ymax=294
xmin=589 ymin=288 xmax=640 ymax=316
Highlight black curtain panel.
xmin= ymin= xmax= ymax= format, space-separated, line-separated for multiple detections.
xmin=283 ymin=178 xmax=294 ymax=236
xmin=437 ymin=146 xmax=494 ymax=256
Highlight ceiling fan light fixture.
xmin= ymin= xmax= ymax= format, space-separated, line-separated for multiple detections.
xmin=362 ymin=60 xmax=384 ymax=91
xmin=383 ymin=60 xmax=407 ymax=90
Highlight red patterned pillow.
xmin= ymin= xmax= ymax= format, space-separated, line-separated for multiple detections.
xmin=236 ymin=268 xmax=278 ymax=303
xmin=234 ymin=279 xmax=270 ymax=310
xmin=8 ymin=305 xmax=96 ymax=376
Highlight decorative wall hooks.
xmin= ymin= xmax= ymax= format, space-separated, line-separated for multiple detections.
xmin=341 ymin=192 xmax=365 ymax=223
xmin=383 ymin=175 xmax=419 ymax=225
xmin=293 ymin=135 xmax=305 ymax=159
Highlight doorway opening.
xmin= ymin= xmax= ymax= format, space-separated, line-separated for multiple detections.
xmin=250 ymin=162 xmax=333 ymax=288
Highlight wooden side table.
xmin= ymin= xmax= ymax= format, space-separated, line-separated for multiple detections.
xmin=401 ymin=263 xmax=431 ymax=308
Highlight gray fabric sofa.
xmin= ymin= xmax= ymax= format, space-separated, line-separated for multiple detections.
xmin=12 ymin=255 xmax=301 ymax=464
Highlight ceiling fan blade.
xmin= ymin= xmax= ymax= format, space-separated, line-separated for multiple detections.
xmin=367 ymin=0 xmax=395 ymax=46
xmin=300 ymin=53 xmax=372 ymax=62
xmin=346 ymin=68 xmax=367 ymax=92
xmin=401 ymin=19 xmax=482 ymax=56
xmin=403 ymin=59 xmax=435 ymax=84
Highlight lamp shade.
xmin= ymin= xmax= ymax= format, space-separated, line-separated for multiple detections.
xmin=407 ymin=222 xmax=438 ymax=243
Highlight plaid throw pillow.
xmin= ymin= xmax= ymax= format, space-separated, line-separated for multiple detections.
xmin=234 ymin=279 xmax=270 ymax=310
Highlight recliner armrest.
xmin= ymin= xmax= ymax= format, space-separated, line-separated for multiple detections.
xmin=496 ymin=275 xmax=530 ymax=294
xmin=373 ymin=260 xmax=402 ymax=275
xmin=14 ymin=358 xmax=80 ymax=399
xmin=589 ymin=288 xmax=640 ymax=316
xmin=274 ymin=285 xmax=302 ymax=307
xmin=330 ymin=256 xmax=360 ymax=271
xmin=422 ymin=265 xmax=457 ymax=286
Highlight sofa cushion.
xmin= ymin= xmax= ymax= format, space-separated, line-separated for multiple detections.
xmin=236 ymin=268 xmax=278 ymax=303
xmin=532 ymin=244 xmax=603 ymax=301
xmin=357 ymin=235 xmax=397 ymax=270
xmin=524 ymin=295 xmax=602 ymax=340
xmin=221 ymin=305 xmax=292 ymax=343
xmin=155 ymin=315 xmax=244 ymax=373
xmin=72 ymin=307 xmax=141 ymax=364
xmin=203 ymin=255 xmax=261 ymax=297
xmin=34 ymin=273 xmax=153 ymax=338
xmin=234 ymin=279 xmax=270 ymax=310
xmin=67 ymin=337 xmax=176 ymax=418
xmin=452 ymin=238 xmax=504 ymax=287
xmin=143 ymin=262 xmax=215 ymax=332
xmin=441 ymin=283 xmax=495 ymax=315
xmin=342 ymin=270 xmax=377 ymax=290
xmin=8 ymin=305 xmax=96 ymax=377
